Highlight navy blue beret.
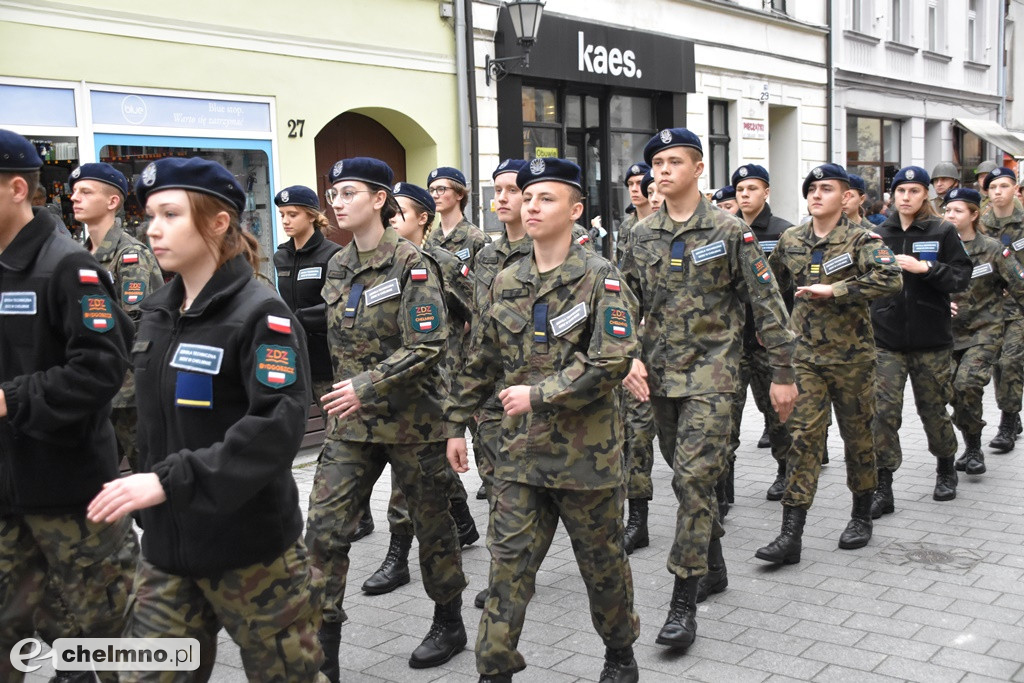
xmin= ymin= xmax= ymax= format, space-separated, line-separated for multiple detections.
xmin=329 ymin=157 xmax=394 ymax=191
xmin=623 ymin=162 xmax=651 ymax=186
xmin=712 ymin=185 xmax=736 ymax=203
xmin=802 ymin=163 xmax=850 ymax=198
xmin=643 ymin=128 xmax=703 ymax=165
xmin=944 ymin=187 xmax=981 ymax=207
xmin=275 ymin=185 xmax=319 ymax=210
xmin=428 ymin=166 xmax=467 ymax=187
xmin=516 ymin=158 xmax=583 ymax=191
xmin=890 ymin=166 xmax=930 ymax=192
xmin=70 ymin=162 xmax=129 ymax=197
xmin=135 ymin=157 xmax=245 ymax=213
xmin=732 ymin=164 xmax=769 ymax=187
xmin=393 ymin=182 xmax=435 ymax=213
xmin=847 ymin=173 xmax=867 ymax=194
xmin=0 ymin=129 xmax=43 ymax=172
xmin=641 ymin=171 xmax=655 ymax=198
xmin=983 ymin=167 xmax=1017 ymax=190
xmin=492 ymin=159 xmax=528 ymax=180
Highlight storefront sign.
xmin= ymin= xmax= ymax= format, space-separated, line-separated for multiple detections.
xmin=535 ymin=147 xmax=559 ymax=158
xmin=0 ymin=85 xmax=77 ymax=127
xmin=742 ymin=120 xmax=767 ymax=140
xmin=497 ymin=13 xmax=695 ymax=93
xmin=90 ymin=91 xmax=272 ymax=133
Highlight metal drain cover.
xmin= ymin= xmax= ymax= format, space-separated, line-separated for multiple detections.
xmin=879 ymin=542 xmax=985 ymax=573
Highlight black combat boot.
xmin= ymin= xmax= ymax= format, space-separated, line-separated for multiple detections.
xmin=821 ymin=442 xmax=829 ymax=465
xmin=450 ymin=498 xmax=480 ymax=547
xmin=599 ymin=646 xmax=639 ymax=683
xmin=362 ymin=534 xmax=412 ymax=595
xmin=757 ymin=421 xmax=771 ymax=448
xmin=317 ymin=620 xmax=342 ymax=683
xmin=988 ymin=411 xmax=1018 ymax=452
xmin=957 ymin=432 xmax=985 ymax=474
xmin=656 ymin=576 xmax=700 ymax=647
xmin=755 ymin=505 xmax=807 ymax=565
xmin=696 ymin=537 xmax=728 ymax=603
xmin=838 ymin=492 xmax=873 ymax=549
xmin=476 ymin=483 xmax=488 ymax=500
xmin=933 ymin=457 xmax=958 ymax=501
xmin=766 ymin=460 xmax=786 ymax=501
xmin=715 ymin=477 xmax=729 ymax=519
xmin=725 ymin=458 xmax=735 ymax=503
xmin=870 ymin=469 xmax=894 ymax=519
xmin=474 ymin=586 xmax=488 ymax=608
xmin=409 ymin=595 xmax=467 ymax=668
xmin=349 ymin=500 xmax=375 ymax=542
xmin=623 ymin=499 xmax=649 ymax=555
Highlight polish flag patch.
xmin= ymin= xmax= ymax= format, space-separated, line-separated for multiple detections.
xmin=743 ymin=232 xmax=755 ymax=243
xmin=411 ymin=268 xmax=428 ymax=281
xmin=578 ymin=235 xmax=590 ymax=244
xmin=1004 ymin=247 xmax=1013 ymax=258
xmin=79 ymin=269 xmax=100 ymax=284
xmin=267 ymin=315 xmax=292 ymax=334
xmin=459 ymin=264 xmax=470 ymax=277
xmin=121 ymin=253 xmax=139 ymax=265
xmin=604 ymin=278 xmax=621 ymax=292
xmin=267 ymin=371 xmax=287 ymax=384
xmin=93 ymin=318 xmax=108 ymax=329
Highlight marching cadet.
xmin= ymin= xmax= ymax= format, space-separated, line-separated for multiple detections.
xmin=975 ymin=160 xmax=997 ymax=207
xmin=0 ymin=130 xmax=138 ymax=682
xmin=930 ymin=162 xmax=960 ymax=214
xmin=87 ymin=156 xmax=325 ymax=681
xmin=359 ymin=181 xmax=478 ymax=597
xmin=306 ymin=158 xmax=468 ymax=679
xmin=70 ymin=162 xmax=163 ymax=471
xmin=755 ymin=164 xmax=902 ymax=564
xmin=944 ymin=187 xmax=1024 ymax=475
xmin=729 ymin=164 xmax=794 ymax=502
xmin=620 ymin=129 xmax=797 ymax=649
xmin=616 ymin=162 xmax=652 ymax=261
xmin=446 ymin=158 xmax=640 ymax=683
xmin=711 ymin=185 xmax=737 ymax=214
xmin=870 ymin=166 xmax=972 ymax=518
xmin=843 ymin=173 xmax=873 ymax=228
xmin=426 ymin=165 xmax=489 ymax=267
xmin=980 ymin=167 xmax=1024 ymax=453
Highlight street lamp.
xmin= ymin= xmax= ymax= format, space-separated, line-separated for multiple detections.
xmin=485 ymin=0 xmax=545 ymax=85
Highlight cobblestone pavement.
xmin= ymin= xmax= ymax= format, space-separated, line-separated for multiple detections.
xmin=26 ymin=387 xmax=1024 ymax=682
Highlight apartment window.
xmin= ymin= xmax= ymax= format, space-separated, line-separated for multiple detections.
xmin=927 ymin=0 xmax=944 ymax=52
xmin=889 ymin=0 xmax=903 ymax=42
xmin=846 ymin=115 xmax=902 ymax=203
xmin=770 ymin=0 xmax=787 ymax=13
xmin=967 ymin=0 xmax=982 ymax=61
xmin=708 ymin=100 xmax=731 ymax=190
xmin=850 ymin=0 xmax=873 ymax=33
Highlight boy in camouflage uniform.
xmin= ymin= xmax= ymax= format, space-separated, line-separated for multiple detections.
xmin=447 ymin=158 xmax=640 ymax=683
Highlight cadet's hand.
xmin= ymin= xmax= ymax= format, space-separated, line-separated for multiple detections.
xmin=623 ymin=359 xmax=650 ymax=402
xmin=322 ymin=379 xmax=362 ymax=419
xmin=950 ymin=302 xmax=958 ymax=317
xmin=86 ymin=473 xmax=167 ymax=523
xmin=795 ymin=284 xmax=834 ymax=299
xmin=770 ymin=382 xmax=799 ymax=423
xmin=0 ymin=389 xmax=5 ymax=418
xmin=447 ymin=438 xmax=469 ymax=473
xmin=499 ymin=385 xmax=533 ymax=416
xmin=895 ymin=254 xmax=929 ymax=274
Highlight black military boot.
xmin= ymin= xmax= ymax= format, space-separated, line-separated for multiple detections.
xmin=757 ymin=421 xmax=771 ymax=448
xmin=696 ymin=537 xmax=728 ymax=603
xmin=656 ymin=576 xmax=699 ymax=647
xmin=450 ymin=498 xmax=480 ymax=547
xmin=988 ymin=411 xmax=1018 ymax=452
xmin=409 ymin=596 xmax=467 ymax=668
xmin=474 ymin=586 xmax=488 ymax=608
xmin=599 ymin=646 xmax=639 ymax=683
xmin=766 ymin=460 xmax=786 ymax=501
xmin=821 ymin=442 xmax=829 ymax=465
xmin=838 ymin=492 xmax=873 ymax=549
xmin=956 ymin=432 xmax=985 ymax=473
xmin=870 ymin=468 xmax=894 ymax=519
xmin=933 ymin=457 xmax=958 ymax=501
xmin=724 ymin=458 xmax=735 ymax=504
xmin=317 ymin=620 xmax=342 ymax=683
xmin=715 ymin=477 xmax=729 ymax=519
xmin=755 ymin=505 xmax=807 ymax=565
xmin=349 ymin=500 xmax=375 ymax=542
xmin=362 ymin=534 xmax=412 ymax=595
xmin=623 ymin=499 xmax=649 ymax=555
xmin=476 ymin=483 xmax=488 ymax=500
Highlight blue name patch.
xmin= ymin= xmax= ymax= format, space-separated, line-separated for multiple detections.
xmin=823 ymin=253 xmax=854 ymax=276
xmin=760 ymin=240 xmax=778 ymax=254
xmin=911 ymin=241 xmax=940 ymax=254
xmin=455 ymin=248 xmax=471 ymax=261
xmin=0 ymin=292 xmax=37 ymax=315
xmin=691 ymin=240 xmax=727 ymax=265
xmin=296 ymin=267 xmax=323 ymax=281
xmin=170 ymin=343 xmax=225 ymax=375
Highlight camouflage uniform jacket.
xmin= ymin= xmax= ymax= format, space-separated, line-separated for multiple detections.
xmin=92 ymin=219 xmax=163 ymax=408
xmin=571 ymin=223 xmax=596 ymax=251
xmin=322 ymin=226 xmax=449 ymax=444
xmin=620 ymin=196 xmax=796 ymax=398
xmin=739 ymin=203 xmax=794 ymax=350
xmin=426 ymin=217 xmax=489 ymax=268
xmin=769 ymin=216 xmax=903 ymax=365
xmin=980 ymin=203 xmax=1024 ymax=320
xmin=446 ymin=242 xmax=638 ymax=490
xmin=423 ymin=243 xmax=475 ymax=386
xmin=616 ymin=212 xmax=638 ymax=266
xmin=952 ymin=232 xmax=1024 ymax=350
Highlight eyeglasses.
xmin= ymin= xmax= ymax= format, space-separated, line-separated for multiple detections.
xmin=325 ymin=188 xmax=374 ymax=205
xmin=428 ymin=186 xmax=452 ymax=197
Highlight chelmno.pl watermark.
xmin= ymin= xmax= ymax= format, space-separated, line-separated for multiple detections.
xmin=10 ymin=638 xmax=200 ymax=673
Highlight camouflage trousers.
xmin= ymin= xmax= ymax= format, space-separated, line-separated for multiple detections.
xmin=651 ymin=394 xmax=731 ymax=579
xmin=472 ymin=414 xmax=501 ymax=500
xmin=0 ymin=514 xmax=137 ymax=682
xmin=305 ymin=438 xmax=467 ymax=624
xmin=386 ymin=464 xmax=469 ymax=535
xmin=621 ymin=388 xmax=655 ymax=500
xmin=312 ymin=380 xmax=336 ymax=436
xmin=121 ymin=541 xmax=326 ymax=683
xmin=477 ymin=479 xmax=639 ymax=676
xmin=111 ymin=406 xmax=139 ymax=472
xmin=952 ymin=344 xmax=1001 ymax=435
xmin=993 ymin=318 xmax=1024 ymax=414
xmin=782 ymin=360 xmax=877 ymax=509
xmin=874 ymin=348 xmax=959 ymax=471
xmin=730 ymin=345 xmax=791 ymax=465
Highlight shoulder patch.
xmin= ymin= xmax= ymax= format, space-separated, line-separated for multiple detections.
xmin=121 ymin=252 xmax=139 ymax=265
xmin=750 ymin=257 xmax=772 ymax=283
xmin=410 ymin=303 xmax=439 ymax=332
xmin=82 ymin=295 xmax=115 ymax=332
xmin=874 ymin=247 xmax=895 ymax=265
xmin=605 ymin=307 xmax=632 ymax=338
xmin=410 ymin=268 xmax=429 ymax=282
xmin=604 ymin=278 xmax=621 ymax=292
xmin=267 ymin=315 xmax=292 ymax=334
xmin=455 ymin=247 xmax=471 ymax=261
xmin=742 ymin=231 xmax=755 ymax=244
xmin=255 ymin=344 xmax=298 ymax=388
xmin=79 ymin=268 xmax=100 ymax=285
xmin=122 ymin=280 xmax=147 ymax=304
xmin=459 ymin=264 xmax=470 ymax=278
xmin=577 ymin=234 xmax=590 ymax=245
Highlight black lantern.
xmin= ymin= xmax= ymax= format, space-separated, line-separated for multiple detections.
xmin=485 ymin=0 xmax=545 ymax=85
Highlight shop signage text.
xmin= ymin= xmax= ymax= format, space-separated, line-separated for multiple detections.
xmin=91 ymin=91 xmax=272 ymax=133
xmin=742 ymin=120 xmax=767 ymax=140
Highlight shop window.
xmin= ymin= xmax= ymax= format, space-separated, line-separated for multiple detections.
xmin=953 ymin=126 xmax=984 ymax=187
xmin=708 ymin=100 xmax=731 ymax=190
xmin=522 ymin=86 xmax=561 ymax=160
xmin=30 ymin=136 xmax=81 ymax=232
xmin=846 ymin=115 xmax=901 ymax=203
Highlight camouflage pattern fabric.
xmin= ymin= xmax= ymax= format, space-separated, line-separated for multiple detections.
xmin=980 ymin=205 xmax=1024 ymax=413
xmin=305 ymin=438 xmax=466 ymax=625
xmin=874 ymin=348 xmax=959 ymax=471
xmin=121 ymin=542 xmax=326 ymax=683
xmin=621 ymin=388 xmax=655 ymax=500
xmin=425 ymin=217 xmax=489 ymax=269
xmin=386 ymin=464 xmax=469 ymax=536
xmin=952 ymin=233 xmax=1024 ymax=350
xmin=951 ymin=345 xmax=1001 ymax=435
xmin=729 ymin=345 xmax=790 ymax=466
xmin=615 ymin=213 xmax=638 ymax=266
xmin=111 ymin=406 xmax=139 ymax=472
xmin=0 ymin=514 xmax=137 ymax=682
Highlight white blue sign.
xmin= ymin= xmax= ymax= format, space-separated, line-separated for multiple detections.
xmin=91 ymin=91 xmax=271 ymax=133
xmin=0 ymin=85 xmax=76 ymax=127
